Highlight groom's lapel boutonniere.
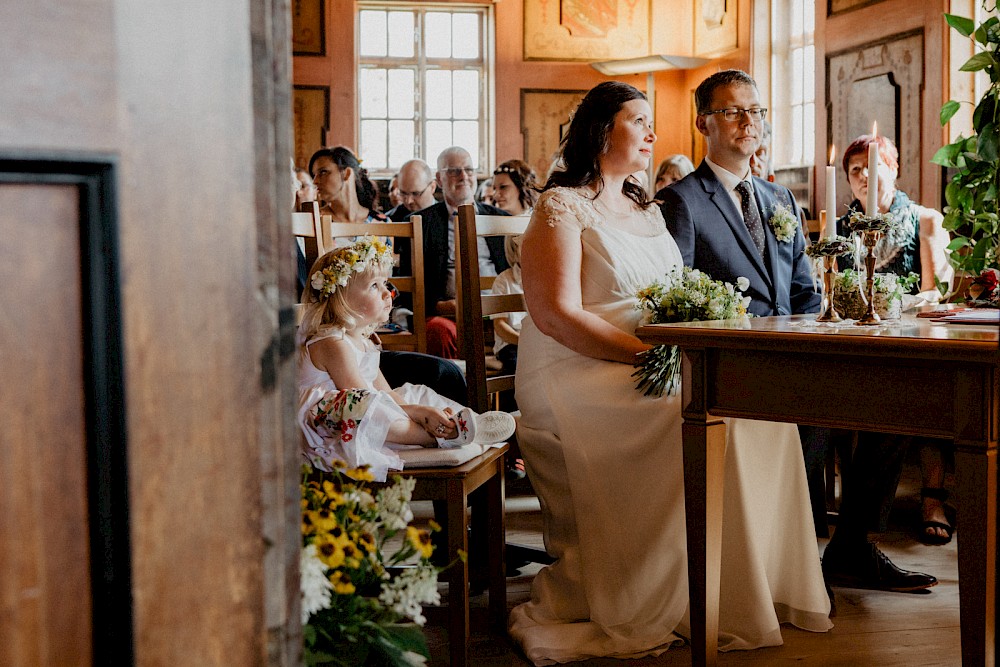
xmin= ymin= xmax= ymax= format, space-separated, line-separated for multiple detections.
xmin=768 ymin=202 xmax=798 ymax=243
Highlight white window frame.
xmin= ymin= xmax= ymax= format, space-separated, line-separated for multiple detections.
xmin=357 ymin=2 xmax=494 ymax=177
xmin=770 ymin=0 xmax=816 ymax=169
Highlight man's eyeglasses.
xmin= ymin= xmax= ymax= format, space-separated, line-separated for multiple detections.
xmin=399 ymin=182 xmax=433 ymax=199
xmin=441 ymin=166 xmax=476 ymax=178
xmin=700 ymin=107 xmax=768 ymax=122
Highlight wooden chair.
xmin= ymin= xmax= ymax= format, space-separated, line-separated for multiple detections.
xmin=394 ymin=447 xmax=508 ymax=667
xmin=322 ymin=217 xmax=427 ymax=354
xmin=454 ymin=204 xmax=555 ymax=569
xmin=293 ymin=201 xmax=329 ymax=324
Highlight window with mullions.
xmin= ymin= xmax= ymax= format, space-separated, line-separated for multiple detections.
xmin=358 ymin=4 xmax=490 ymax=175
xmin=770 ymin=0 xmax=815 ymax=168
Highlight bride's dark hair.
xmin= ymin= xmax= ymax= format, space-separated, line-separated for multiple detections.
xmin=544 ymin=81 xmax=652 ymax=209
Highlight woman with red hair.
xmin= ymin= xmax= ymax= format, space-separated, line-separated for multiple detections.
xmin=837 ymin=134 xmax=956 ymax=545
xmin=837 ymin=134 xmax=953 ymax=293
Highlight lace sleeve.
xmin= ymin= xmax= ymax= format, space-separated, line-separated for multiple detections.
xmin=533 ymin=188 xmax=599 ymax=231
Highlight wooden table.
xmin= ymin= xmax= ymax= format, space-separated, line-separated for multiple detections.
xmin=635 ymin=313 xmax=999 ymax=666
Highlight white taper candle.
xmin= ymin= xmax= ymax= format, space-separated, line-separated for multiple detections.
xmin=866 ymin=123 xmax=879 ymax=215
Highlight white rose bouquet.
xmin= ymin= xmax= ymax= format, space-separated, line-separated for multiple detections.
xmin=632 ymin=267 xmax=752 ymax=397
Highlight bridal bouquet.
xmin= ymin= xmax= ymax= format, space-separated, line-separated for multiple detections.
xmin=301 ymin=463 xmax=445 ymax=667
xmin=633 ymin=267 xmax=752 ymax=397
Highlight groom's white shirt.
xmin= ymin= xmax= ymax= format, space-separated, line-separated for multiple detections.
xmin=704 ymin=156 xmax=754 ymax=221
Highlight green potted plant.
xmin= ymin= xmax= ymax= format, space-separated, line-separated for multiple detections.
xmin=932 ymin=3 xmax=999 ymax=291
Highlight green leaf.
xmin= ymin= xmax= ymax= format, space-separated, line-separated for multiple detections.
xmin=945 ymin=181 xmax=962 ymax=207
xmin=960 ymin=51 xmax=996 ymax=72
xmin=931 ymin=142 xmax=959 ymax=167
xmin=940 ymin=100 xmax=962 ymax=125
xmin=974 ymin=17 xmax=998 ymax=45
xmin=978 ymin=123 xmax=999 ymax=161
xmin=972 ymin=236 xmax=991 ymax=259
xmin=945 ymin=13 xmax=975 ymax=37
xmin=973 ymin=95 xmax=996 ymax=131
xmin=947 ymin=236 xmax=971 ymax=251
xmin=981 ymin=16 xmax=1000 ymax=40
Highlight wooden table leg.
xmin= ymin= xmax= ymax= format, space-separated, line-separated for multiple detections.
xmin=953 ymin=446 xmax=997 ymax=667
xmin=446 ymin=479 xmax=469 ymax=667
xmin=683 ymin=416 xmax=727 ymax=667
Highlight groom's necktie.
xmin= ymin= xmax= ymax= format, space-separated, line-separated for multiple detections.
xmin=736 ymin=181 xmax=766 ymax=256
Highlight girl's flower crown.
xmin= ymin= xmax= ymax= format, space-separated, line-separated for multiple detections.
xmin=310 ymin=236 xmax=394 ymax=298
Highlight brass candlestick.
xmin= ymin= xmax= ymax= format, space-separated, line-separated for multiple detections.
xmin=817 ymin=254 xmax=843 ymax=322
xmin=855 ymin=229 xmax=882 ymax=326
xmin=806 ymin=213 xmax=852 ymax=323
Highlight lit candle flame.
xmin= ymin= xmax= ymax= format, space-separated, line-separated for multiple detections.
xmin=829 ymin=144 xmax=836 ymax=166
xmin=872 ymin=121 xmax=878 ymax=138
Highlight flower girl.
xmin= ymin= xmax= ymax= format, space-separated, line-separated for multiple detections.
xmin=298 ymin=237 xmax=515 ymax=481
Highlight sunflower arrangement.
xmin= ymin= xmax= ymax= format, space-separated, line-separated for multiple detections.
xmin=632 ymin=267 xmax=752 ymax=397
xmin=300 ymin=463 xmax=447 ymax=667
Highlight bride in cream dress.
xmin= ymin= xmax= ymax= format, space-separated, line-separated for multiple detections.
xmin=508 ymin=82 xmax=831 ymax=665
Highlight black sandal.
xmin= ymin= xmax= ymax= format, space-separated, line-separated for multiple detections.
xmin=920 ymin=487 xmax=955 ymax=545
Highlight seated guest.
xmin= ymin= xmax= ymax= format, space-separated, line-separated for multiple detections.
xmin=387 ymin=172 xmax=402 ymax=210
xmin=490 ymin=234 xmax=524 ymax=374
xmin=490 ymin=159 xmax=538 ymax=217
xmin=308 ymin=146 xmax=387 ymax=227
xmin=750 ymin=119 xmax=774 ymax=182
xmin=653 ymin=153 xmax=695 ymax=193
xmin=836 ymin=134 xmax=953 ymax=293
xmin=291 ymin=156 xmax=466 ymax=404
xmin=411 ymin=146 xmax=509 ymax=359
xmin=475 ymin=176 xmax=494 ymax=205
xmin=294 ymin=167 xmax=317 ymax=207
xmin=385 ymin=159 xmax=440 ymax=327
xmin=833 ymin=133 xmax=956 ymax=547
xmin=386 ymin=158 xmax=438 ymax=222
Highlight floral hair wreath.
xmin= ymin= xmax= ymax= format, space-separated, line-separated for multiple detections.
xmin=493 ymin=165 xmax=518 ymax=176
xmin=310 ymin=236 xmax=394 ymax=298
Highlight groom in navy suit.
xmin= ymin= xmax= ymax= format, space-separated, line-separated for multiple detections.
xmin=659 ymin=69 xmax=936 ymax=594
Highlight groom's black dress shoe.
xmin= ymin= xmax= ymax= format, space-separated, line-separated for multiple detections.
xmin=822 ymin=541 xmax=937 ymax=592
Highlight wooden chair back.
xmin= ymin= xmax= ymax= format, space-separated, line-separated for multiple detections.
xmin=293 ymin=200 xmax=327 ymax=270
xmin=454 ymin=204 xmax=528 ymax=412
xmin=322 ymin=216 xmax=427 ymax=353
xmin=455 ymin=204 xmax=553 ymax=569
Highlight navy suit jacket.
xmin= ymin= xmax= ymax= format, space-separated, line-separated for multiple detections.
xmin=408 ymin=200 xmax=510 ymax=313
xmin=386 ymin=204 xmax=411 ymax=222
xmin=658 ymin=161 xmax=820 ymax=317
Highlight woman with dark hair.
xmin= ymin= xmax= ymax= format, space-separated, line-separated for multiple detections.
xmin=491 ymin=158 xmax=539 ymax=216
xmin=508 ymin=81 xmax=831 ymax=663
xmin=308 ymin=145 xmax=386 ymax=224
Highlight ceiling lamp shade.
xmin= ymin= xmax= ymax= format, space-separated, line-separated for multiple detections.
xmin=590 ymin=54 xmax=709 ymax=76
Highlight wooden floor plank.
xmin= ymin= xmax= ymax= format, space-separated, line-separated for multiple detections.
xmin=415 ymin=458 xmax=964 ymax=666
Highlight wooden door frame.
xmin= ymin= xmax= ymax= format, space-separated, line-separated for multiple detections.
xmin=0 ymin=155 xmax=132 ymax=664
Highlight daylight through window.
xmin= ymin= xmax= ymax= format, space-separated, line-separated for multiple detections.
xmin=358 ymin=3 xmax=491 ymax=175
